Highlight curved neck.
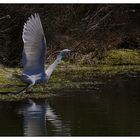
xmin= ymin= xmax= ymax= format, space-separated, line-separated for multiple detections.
xmin=46 ymin=56 xmax=62 ymax=79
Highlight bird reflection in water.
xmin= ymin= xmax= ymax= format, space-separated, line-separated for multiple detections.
xmin=18 ymin=99 xmax=68 ymax=136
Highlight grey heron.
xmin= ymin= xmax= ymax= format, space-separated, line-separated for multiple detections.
xmin=18 ymin=13 xmax=71 ymax=94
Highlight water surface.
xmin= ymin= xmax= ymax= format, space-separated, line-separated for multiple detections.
xmin=0 ymin=74 xmax=140 ymax=136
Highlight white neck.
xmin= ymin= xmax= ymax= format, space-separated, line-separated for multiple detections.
xmin=46 ymin=56 xmax=62 ymax=79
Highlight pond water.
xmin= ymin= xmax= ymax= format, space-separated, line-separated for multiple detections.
xmin=0 ymin=74 xmax=140 ymax=136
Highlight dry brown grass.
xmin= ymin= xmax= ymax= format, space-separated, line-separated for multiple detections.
xmin=0 ymin=4 xmax=140 ymax=66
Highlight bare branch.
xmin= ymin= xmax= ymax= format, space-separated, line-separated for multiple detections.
xmin=87 ymin=9 xmax=113 ymax=32
xmin=0 ymin=15 xmax=10 ymax=21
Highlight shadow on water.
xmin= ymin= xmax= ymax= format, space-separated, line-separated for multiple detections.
xmin=0 ymin=74 xmax=139 ymax=136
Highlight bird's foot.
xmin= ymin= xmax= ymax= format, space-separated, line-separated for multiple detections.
xmin=18 ymin=90 xmax=26 ymax=95
xmin=26 ymin=87 xmax=34 ymax=94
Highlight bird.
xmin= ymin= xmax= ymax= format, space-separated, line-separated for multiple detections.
xmin=17 ymin=13 xmax=71 ymax=94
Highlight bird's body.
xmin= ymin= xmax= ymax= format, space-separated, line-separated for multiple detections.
xmin=19 ymin=13 xmax=70 ymax=93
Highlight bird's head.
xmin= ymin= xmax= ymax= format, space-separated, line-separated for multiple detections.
xmin=57 ymin=49 xmax=71 ymax=59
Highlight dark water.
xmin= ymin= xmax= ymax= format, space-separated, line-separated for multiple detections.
xmin=0 ymin=75 xmax=140 ymax=136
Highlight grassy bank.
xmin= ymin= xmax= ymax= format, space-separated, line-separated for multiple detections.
xmin=0 ymin=49 xmax=139 ymax=101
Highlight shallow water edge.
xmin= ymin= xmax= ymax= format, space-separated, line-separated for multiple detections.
xmin=0 ymin=64 xmax=139 ymax=101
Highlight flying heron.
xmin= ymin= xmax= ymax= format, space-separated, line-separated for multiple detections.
xmin=17 ymin=13 xmax=71 ymax=94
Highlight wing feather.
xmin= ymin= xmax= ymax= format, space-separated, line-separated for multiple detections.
xmin=22 ymin=13 xmax=47 ymax=76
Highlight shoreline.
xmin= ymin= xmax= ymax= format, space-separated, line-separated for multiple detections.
xmin=0 ymin=64 xmax=139 ymax=101
xmin=0 ymin=48 xmax=139 ymax=101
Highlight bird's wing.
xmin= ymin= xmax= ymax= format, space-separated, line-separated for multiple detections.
xmin=22 ymin=13 xmax=47 ymax=75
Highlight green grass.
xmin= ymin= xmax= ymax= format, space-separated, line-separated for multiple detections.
xmin=0 ymin=49 xmax=139 ymax=101
xmin=103 ymin=49 xmax=140 ymax=65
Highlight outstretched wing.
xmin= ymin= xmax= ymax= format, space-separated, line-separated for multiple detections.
xmin=22 ymin=13 xmax=47 ymax=75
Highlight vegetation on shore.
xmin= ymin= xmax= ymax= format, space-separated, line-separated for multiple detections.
xmin=0 ymin=49 xmax=139 ymax=101
xmin=0 ymin=5 xmax=139 ymax=101
xmin=0 ymin=5 xmax=140 ymax=66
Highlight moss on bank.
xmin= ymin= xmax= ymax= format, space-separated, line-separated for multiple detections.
xmin=0 ymin=49 xmax=139 ymax=101
xmin=102 ymin=49 xmax=140 ymax=65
